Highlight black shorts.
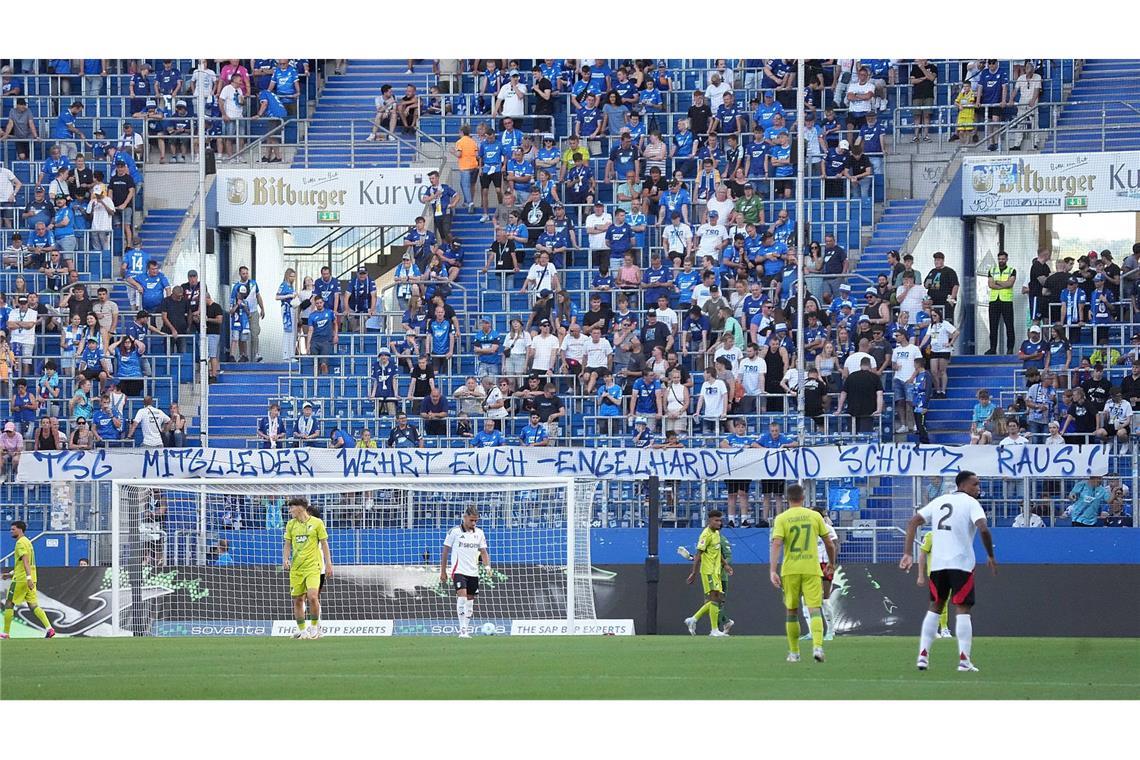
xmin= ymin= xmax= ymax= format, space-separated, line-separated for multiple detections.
xmin=773 ymin=178 xmax=793 ymax=195
xmin=453 ymin=573 xmax=479 ymax=596
xmin=982 ymin=105 xmax=1005 ymax=121
xmin=930 ymin=351 xmax=952 ymax=360
xmin=80 ymin=368 xmax=103 ymax=381
xmin=928 ymin=568 xmax=975 ymax=607
xmin=479 ymin=172 xmax=501 ymax=190
xmin=726 ymin=479 xmax=751 ymax=494
xmin=846 ymin=112 xmax=868 ymax=129
xmin=761 ymin=478 xmax=784 ymax=495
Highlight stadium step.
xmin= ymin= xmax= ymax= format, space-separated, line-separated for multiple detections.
xmin=1043 ymin=58 xmax=1140 ymax=153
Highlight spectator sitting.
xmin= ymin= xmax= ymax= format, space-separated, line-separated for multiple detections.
xmin=329 ymin=425 xmax=355 ymax=449
xmin=0 ymin=421 xmax=23 ymax=478
xmin=356 ymin=428 xmax=378 ymax=448
xmin=453 ymin=376 xmax=486 ymax=417
xmin=419 ymin=386 xmax=450 ymax=437
xmin=969 ymin=389 xmax=997 ymax=444
xmin=388 ymin=412 xmax=424 ymax=448
xmin=1103 ymin=493 xmax=1132 ymax=527
xmin=1011 ymin=505 xmax=1047 ymax=528
xmin=519 ymin=412 xmax=550 ymax=446
xmin=473 ymin=418 xmax=505 ymax=448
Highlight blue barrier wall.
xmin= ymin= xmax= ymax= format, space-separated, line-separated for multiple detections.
xmin=4 ymin=528 xmax=1136 ymax=567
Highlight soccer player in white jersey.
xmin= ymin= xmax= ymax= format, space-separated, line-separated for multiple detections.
xmin=802 ymin=505 xmax=840 ymax=641
xmin=440 ymin=505 xmax=491 ymax=638
xmin=900 ymin=470 xmax=997 ymax=672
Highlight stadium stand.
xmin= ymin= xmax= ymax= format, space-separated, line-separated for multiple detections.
xmin=0 ymin=57 xmax=1136 ymax=554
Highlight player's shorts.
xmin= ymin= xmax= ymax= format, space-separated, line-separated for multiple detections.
xmin=289 ymin=568 xmax=321 ymax=597
xmin=782 ymin=573 xmax=823 ymax=610
xmin=725 ymin=479 xmax=751 ymax=494
xmin=479 ymin=172 xmax=501 ymax=189
xmin=701 ymin=571 xmax=723 ymax=595
xmin=928 ymin=568 xmax=975 ymax=607
xmin=7 ymin=579 xmax=38 ymax=607
xmin=453 ymin=573 xmax=480 ymax=596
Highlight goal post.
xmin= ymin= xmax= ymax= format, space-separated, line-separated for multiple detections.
xmin=109 ymin=477 xmax=598 ymax=637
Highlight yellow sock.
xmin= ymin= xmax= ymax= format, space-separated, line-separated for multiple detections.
xmin=785 ymin=614 xmax=800 ymax=654
xmin=939 ymin=604 xmax=949 ymax=631
xmin=3 ymin=608 xmax=12 ymax=634
xmin=809 ymin=611 xmax=824 ymax=648
xmin=32 ymin=607 xmax=51 ymax=630
xmin=709 ymin=603 xmax=720 ymax=631
xmin=296 ymin=619 xmax=307 ymax=630
xmin=692 ymin=602 xmax=710 ymax=621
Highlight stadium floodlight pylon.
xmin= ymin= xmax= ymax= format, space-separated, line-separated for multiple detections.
xmin=110 ymin=477 xmax=597 ymax=636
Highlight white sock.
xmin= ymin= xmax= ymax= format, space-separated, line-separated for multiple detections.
xmin=919 ymin=610 xmax=940 ymax=657
xmin=956 ymin=614 xmax=973 ymax=660
xmin=464 ymin=598 xmax=475 ymax=623
xmin=821 ymin=602 xmax=834 ymax=632
xmin=456 ymin=598 xmax=466 ymax=629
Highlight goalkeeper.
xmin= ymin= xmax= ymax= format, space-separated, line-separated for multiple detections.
xmin=283 ymin=497 xmax=332 ymax=640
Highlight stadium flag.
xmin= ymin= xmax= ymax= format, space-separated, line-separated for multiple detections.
xmin=17 ymin=443 xmax=1109 ymax=483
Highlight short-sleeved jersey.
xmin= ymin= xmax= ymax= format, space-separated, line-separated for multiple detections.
xmin=696 ymin=526 xmax=723 ymax=576
xmin=916 ymin=491 xmax=987 ymax=572
xmin=444 ymin=526 xmax=487 ymax=577
xmin=772 ymin=506 xmax=829 ymax=576
xmin=816 ymin=518 xmax=839 ymax=563
xmin=284 ymin=516 xmax=328 ymax=574
xmin=13 ymin=535 xmax=35 ymax=583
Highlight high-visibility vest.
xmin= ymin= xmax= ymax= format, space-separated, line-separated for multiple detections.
xmin=989 ymin=265 xmax=1015 ymax=302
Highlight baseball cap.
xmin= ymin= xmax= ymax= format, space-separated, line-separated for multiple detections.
xmin=145 ymin=98 xmax=157 ymax=107
xmin=708 ymin=210 xmax=719 ymax=218
xmin=763 ymin=89 xmax=775 ymax=98
xmin=1094 ymin=273 xmax=1106 ymax=281
xmin=357 ymin=265 xmax=368 ymax=273
xmin=539 ymin=318 xmax=551 ymax=327
xmin=2 ymin=422 xmax=13 ymax=432
xmin=114 ymin=158 xmax=127 ymax=165
xmin=302 ymin=401 xmax=313 ymax=409
xmin=858 ymin=314 xmax=871 ymax=322
xmin=175 ymin=100 xmax=187 ymax=108
xmin=839 ymin=139 xmax=850 ymax=150
xmin=378 ymin=347 xmax=391 ymax=355
xmin=647 ymin=309 xmax=657 ymax=317
xmin=774 ymin=323 xmax=787 ymax=331
xmin=480 ymin=316 xmax=491 ymax=323
xmin=1068 ymin=276 xmax=1079 ymax=284
xmin=17 ymin=295 xmax=27 ymax=303
xmin=509 ymin=69 xmax=520 ymax=77
xmin=593 ymin=200 xmax=604 ymax=207
xmin=634 ymin=416 xmax=648 ymax=425
xmin=33 ymin=186 xmax=44 ymax=192
xmin=1029 ymin=325 xmax=1042 ymax=333
xmin=865 ymin=286 xmax=877 ymax=295
xmin=839 ymin=283 xmax=851 ymax=291
xmin=539 ymin=288 xmax=553 ymax=298
xmin=86 ymin=336 xmax=98 ymax=343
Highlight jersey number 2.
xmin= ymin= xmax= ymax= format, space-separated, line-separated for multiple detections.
xmin=936 ymin=504 xmax=953 ymax=531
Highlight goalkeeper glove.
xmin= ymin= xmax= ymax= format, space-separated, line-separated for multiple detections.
xmin=676 ymin=546 xmax=694 ymax=561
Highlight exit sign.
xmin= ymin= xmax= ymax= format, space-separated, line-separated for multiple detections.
xmin=317 ymin=210 xmax=340 ymax=223
xmin=1064 ymin=196 xmax=1088 ymax=210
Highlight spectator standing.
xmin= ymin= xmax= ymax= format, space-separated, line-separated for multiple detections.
xmin=419 ymin=387 xmax=450 ymax=437
xmin=1 ymin=98 xmax=38 ymax=161
xmin=128 ymin=396 xmax=171 ymax=448
xmin=909 ymin=59 xmax=938 ymax=142
xmin=985 ymin=251 xmax=1017 ymax=354
xmin=1011 ymin=61 xmax=1042 ymax=151
xmin=230 ymin=266 xmax=265 ymax=360
xmin=452 ymin=125 xmax=478 ymax=212
xmin=838 ymin=356 xmax=883 ymax=435
xmin=1065 ymin=476 xmax=1110 ymax=527
xmin=977 ymin=59 xmax=1009 ymax=151
xmin=695 ymin=364 xmax=729 ymax=443
xmin=844 ymin=67 xmax=875 ymax=144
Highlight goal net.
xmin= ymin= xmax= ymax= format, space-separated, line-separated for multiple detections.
xmin=110 ymin=477 xmax=598 ymax=637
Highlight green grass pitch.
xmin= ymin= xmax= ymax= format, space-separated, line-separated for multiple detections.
xmin=2 ymin=636 xmax=1137 ymax=699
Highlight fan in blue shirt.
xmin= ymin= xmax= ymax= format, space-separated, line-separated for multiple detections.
xmin=371 ymin=353 xmax=397 ymax=398
xmin=519 ymin=415 xmax=549 ymax=445
xmin=270 ymin=60 xmax=300 ymax=101
xmin=642 ymin=260 xmax=673 ymax=305
xmin=675 ymin=268 xmax=702 ymax=304
xmin=136 ymin=269 xmax=171 ymax=311
xmin=606 ymin=212 xmax=634 ymax=257
xmin=753 ymin=96 xmax=786 ymax=130
xmin=156 ymin=62 xmax=183 ymax=95
xmin=473 ymin=424 xmax=505 ymax=448
xmin=92 ymin=406 xmax=122 ymax=441
xmin=404 ymin=223 xmax=437 ymax=259
xmin=631 ymin=419 xmax=654 ymax=448
xmin=478 ymin=139 xmax=504 ymax=176
xmin=576 ymin=101 xmax=602 ymax=136
xmin=258 ymin=90 xmax=288 ymax=119
xmin=631 ymin=375 xmax=662 ymax=415
xmin=51 ymin=108 xmax=80 ymax=141
xmin=499 ymin=125 xmax=525 ymax=154
xmin=823 ymin=147 xmax=847 ymax=177
xmin=716 ymin=99 xmax=744 ymax=134
xmin=740 ymin=291 xmax=768 ymax=326
xmin=977 ymin=62 xmax=1008 ymax=105
xmin=723 ymin=430 xmax=756 ymax=448
xmin=506 ymin=154 xmax=535 ymax=194
xmin=429 ymin=318 xmax=453 ymax=356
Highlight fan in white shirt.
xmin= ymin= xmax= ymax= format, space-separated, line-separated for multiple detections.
xmin=902 ymin=471 xmax=995 ymax=673
xmin=560 ymin=326 xmax=590 ymax=366
xmin=522 ymin=255 xmax=559 ymax=293
xmin=129 ymin=398 xmax=172 ymax=448
xmin=695 ymin=217 xmax=728 ymax=260
xmin=528 ymin=326 xmax=561 ymax=373
xmin=1098 ymin=391 xmax=1134 ymax=444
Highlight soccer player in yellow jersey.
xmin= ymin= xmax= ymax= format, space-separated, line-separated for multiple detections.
xmin=684 ymin=509 xmax=733 ymax=637
xmin=283 ymin=497 xmax=332 ymax=640
xmin=770 ymin=485 xmax=835 ymax=662
xmin=2 ymin=520 xmax=56 ymax=638
xmin=917 ymin=531 xmax=952 ymax=638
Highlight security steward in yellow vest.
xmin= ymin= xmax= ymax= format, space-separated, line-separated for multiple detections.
xmin=986 ymin=250 xmax=1017 ymax=354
